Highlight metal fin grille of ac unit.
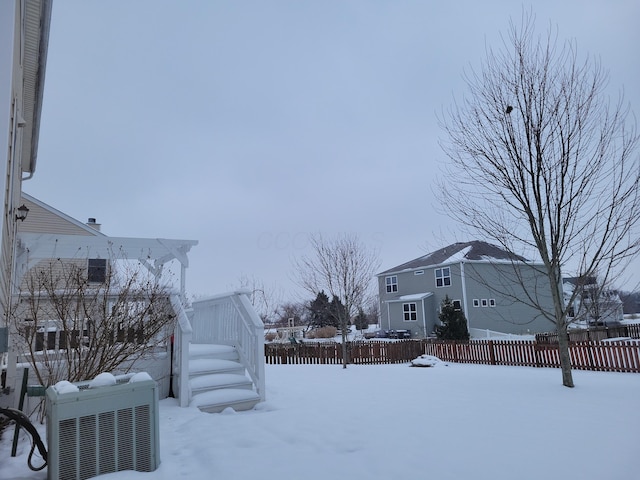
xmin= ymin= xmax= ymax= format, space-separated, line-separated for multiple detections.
xmin=46 ymin=376 xmax=159 ymax=480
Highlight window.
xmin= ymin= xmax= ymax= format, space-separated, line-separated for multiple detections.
xmin=403 ymin=303 xmax=417 ymax=321
xmin=88 ymin=259 xmax=107 ymax=283
xmin=414 ymin=270 xmax=424 ymax=276
xmin=435 ymin=267 xmax=451 ymax=287
xmin=473 ymin=299 xmax=480 ymax=307
xmin=489 ymin=299 xmax=496 ymax=307
xmin=452 ymin=300 xmax=462 ymax=311
xmin=385 ymin=276 xmax=398 ymax=293
xmin=481 ymin=299 xmax=488 ymax=307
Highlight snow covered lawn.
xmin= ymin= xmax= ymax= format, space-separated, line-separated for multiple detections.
xmin=2 ymin=363 xmax=638 ymax=479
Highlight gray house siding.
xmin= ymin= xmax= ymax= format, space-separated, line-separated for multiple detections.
xmin=462 ymin=262 xmax=552 ymax=334
xmin=378 ymin=242 xmax=555 ymax=338
xmin=383 ymin=293 xmax=435 ymax=337
xmin=380 ymin=264 xmax=466 ymax=337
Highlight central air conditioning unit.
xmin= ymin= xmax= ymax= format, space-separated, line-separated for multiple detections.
xmin=46 ymin=373 xmax=160 ymax=480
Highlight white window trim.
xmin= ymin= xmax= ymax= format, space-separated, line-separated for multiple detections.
xmin=403 ymin=302 xmax=417 ymax=322
xmin=385 ymin=275 xmax=398 ymax=293
xmin=435 ymin=267 xmax=451 ymax=288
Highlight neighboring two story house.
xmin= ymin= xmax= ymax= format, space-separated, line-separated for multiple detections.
xmin=563 ymin=276 xmax=624 ymax=326
xmin=377 ymin=241 xmax=554 ymax=337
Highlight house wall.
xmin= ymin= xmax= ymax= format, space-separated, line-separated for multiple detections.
xmin=567 ymin=289 xmax=625 ymax=325
xmin=378 ymin=261 xmax=554 ymax=337
xmin=0 ymin=0 xmax=52 ymax=408
xmin=384 ymin=294 xmax=435 ymax=337
xmin=1 ymin=0 xmax=24 ymax=334
xmin=19 ymin=196 xmax=99 ymax=235
xmin=463 ymin=262 xmax=553 ymax=334
xmin=18 ymin=258 xmax=106 ymax=290
xmin=379 ymin=264 xmax=465 ymax=337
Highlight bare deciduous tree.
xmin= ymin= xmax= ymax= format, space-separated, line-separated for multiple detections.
xmin=236 ymin=274 xmax=282 ymax=325
xmin=293 ymin=233 xmax=380 ymax=368
xmin=274 ymin=301 xmax=307 ymax=329
xmin=439 ymin=14 xmax=640 ymax=387
xmin=10 ymin=257 xmax=176 ymax=387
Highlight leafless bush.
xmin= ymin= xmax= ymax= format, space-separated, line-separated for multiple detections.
xmin=307 ymin=326 xmax=337 ymax=339
xmin=10 ymin=257 xmax=176 ymax=387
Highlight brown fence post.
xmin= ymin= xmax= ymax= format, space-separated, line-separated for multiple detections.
xmin=488 ymin=340 xmax=496 ymax=365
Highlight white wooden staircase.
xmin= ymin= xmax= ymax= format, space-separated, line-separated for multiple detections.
xmin=171 ymin=292 xmax=266 ymax=412
xmin=187 ymin=343 xmax=261 ymax=413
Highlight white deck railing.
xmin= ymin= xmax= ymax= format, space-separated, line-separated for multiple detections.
xmin=170 ymin=295 xmax=193 ymax=407
xmin=173 ymin=290 xmax=265 ymax=407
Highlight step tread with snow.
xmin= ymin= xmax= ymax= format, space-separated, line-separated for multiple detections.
xmin=189 ymin=343 xmax=238 ymax=360
xmin=188 ymin=358 xmax=244 ymax=375
xmin=190 ymin=388 xmax=260 ymax=413
xmin=189 ymin=373 xmax=252 ymax=391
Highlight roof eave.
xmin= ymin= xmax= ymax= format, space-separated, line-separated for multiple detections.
xmin=22 ymin=0 xmax=52 ymax=175
xmin=377 ymin=258 xmax=541 ymax=277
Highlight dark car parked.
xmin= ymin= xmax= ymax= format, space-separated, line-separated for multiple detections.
xmin=388 ymin=329 xmax=412 ymax=339
xmin=363 ymin=329 xmax=390 ymax=339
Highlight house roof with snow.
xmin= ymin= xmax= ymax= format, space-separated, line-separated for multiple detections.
xmin=563 ymin=276 xmax=597 ymax=287
xmin=378 ymin=241 xmax=529 ymax=275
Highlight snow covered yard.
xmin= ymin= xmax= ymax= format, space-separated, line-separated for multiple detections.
xmin=2 ymin=362 xmax=639 ymax=480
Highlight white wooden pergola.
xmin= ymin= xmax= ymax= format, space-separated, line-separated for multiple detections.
xmin=3 ymin=232 xmax=197 ymax=403
xmin=15 ymin=233 xmax=198 ymax=300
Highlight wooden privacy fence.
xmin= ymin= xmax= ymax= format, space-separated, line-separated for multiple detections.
xmin=264 ymin=340 xmax=424 ymax=365
xmin=536 ymin=323 xmax=640 ymax=343
xmin=265 ymin=339 xmax=640 ymax=373
xmin=422 ymin=340 xmax=640 ymax=373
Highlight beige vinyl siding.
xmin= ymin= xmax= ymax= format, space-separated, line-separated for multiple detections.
xmin=18 ymin=197 xmax=97 ymax=235
xmin=20 ymin=258 xmax=85 ymax=290
xmin=20 ymin=258 xmax=112 ymax=291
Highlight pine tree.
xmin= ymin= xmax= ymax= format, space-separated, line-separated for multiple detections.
xmin=435 ymin=295 xmax=470 ymax=341
xmin=329 ymin=296 xmax=347 ymax=329
xmin=308 ymin=291 xmax=333 ymax=328
xmin=353 ymin=308 xmax=369 ymax=331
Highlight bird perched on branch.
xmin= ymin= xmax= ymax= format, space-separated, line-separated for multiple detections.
xmin=505 ymin=105 xmax=513 ymax=114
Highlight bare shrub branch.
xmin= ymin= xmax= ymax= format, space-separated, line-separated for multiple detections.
xmin=10 ymin=252 xmax=176 ymax=387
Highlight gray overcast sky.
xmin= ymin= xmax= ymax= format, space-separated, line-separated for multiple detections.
xmin=28 ymin=0 xmax=640 ymax=300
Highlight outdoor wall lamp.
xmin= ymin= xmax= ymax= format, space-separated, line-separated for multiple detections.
xmin=15 ymin=204 xmax=29 ymax=222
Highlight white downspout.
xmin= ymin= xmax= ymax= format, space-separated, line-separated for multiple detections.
xmin=421 ymin=297 xmax=427 ymax=338
xmin=180 ymin=264 xmax=187 ymax=304
xmin=460 ymin=261 xmax=470 ymax=331
xmin=386 ymin=302 xmax=391 ymax=330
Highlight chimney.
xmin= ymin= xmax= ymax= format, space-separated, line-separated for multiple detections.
xmin=87 ymin=218 xmax=101 ymax=232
